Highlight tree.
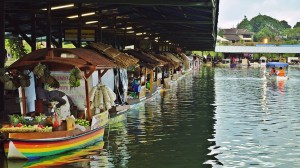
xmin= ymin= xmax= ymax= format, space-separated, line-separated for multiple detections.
xmin=253 ymin=27 xmax=275 ymax=42
xmin=237 ymin=16 xmax=253 ymax=31
xmin=6 ymin=35 xmax=28 ymax=59
xmin=217 ymin=28 xmax=224 ymax=37
xmin=280 ymin=20 xmax=291 ymax=29
xmin=293 ymin=22 xmax=300 ymax=28
xmin=250 ymin=15 xmax=285 ymax=33
xmin=286 ymin=27 xmax=300 ymax=41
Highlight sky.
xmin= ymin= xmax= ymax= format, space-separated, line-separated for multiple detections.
xmin=218 ymin=0 xmax=300 ymax=28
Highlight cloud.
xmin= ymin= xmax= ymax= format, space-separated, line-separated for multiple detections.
xmin=218 ymin=0 xmax=300 ymax=28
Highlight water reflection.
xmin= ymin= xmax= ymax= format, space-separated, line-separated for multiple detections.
xmin=4 ymin=141 xmax=106 ymax=168
xmin=1 ymin=67 xmax=218 ymax=168
xmin=7 ymin=66 xmax=300 ymax=167
xmin=212 ymin=67 xmax=300 ymax=167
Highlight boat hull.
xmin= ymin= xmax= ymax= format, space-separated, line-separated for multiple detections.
xmin=3 ymin=127 xmax=104 ymax=160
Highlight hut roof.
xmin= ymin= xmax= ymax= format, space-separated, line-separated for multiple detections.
xmin=143 ymin=52 xmax=168 ymax=67
xmin=162 ymin=52 xmax=182 ymax=67
xmin=152 ymin=53 xmax=177 ymax=68
xmin=124 ymin=50 xmax=161 ymax=69
xmin=8 ymin=48 xmax=117 ymax=71
xmin=179 ymin=53 xmax=191 ymax=70
xmin=87 ymin=42 xmax=139 ymax=68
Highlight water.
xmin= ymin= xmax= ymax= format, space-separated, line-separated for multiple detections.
xmin=212 ymin=66 xmax=300 ymax=168
xmin=2 ymin=66 xmax=300 ymax=167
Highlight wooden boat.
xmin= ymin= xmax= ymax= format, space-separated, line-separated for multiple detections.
xmin=1 ymin=111 xmax=108 ymax=160
xmin=2 ymin=126 xmax=104 ymax=160
xmin=0 ymin=48 xmax=117 ymax=160
xmin=7 ymin=141 xmax=105 ymax=168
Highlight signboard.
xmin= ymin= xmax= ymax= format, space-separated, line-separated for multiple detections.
xmin=91 ymin=111 xmax=109 ymax=130
xmin=64 ymin=29 xmax=95 ymax=41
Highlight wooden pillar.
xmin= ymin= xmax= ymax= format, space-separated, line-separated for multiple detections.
xmin=77 ymin=3 xmax=82 ymax=48
xmin=31 ymin=13 xmax=36 ymax=51
xmin=84 ymin=77 xmax=91 ymax=121
xmin=155 ymin=67 xmax=158 ymax=81
xmin=58 ymin=20 xmax=63 ymax=48
xmin=161 ymin=66 xmax=165 ymax=85
xmin=0 ymin=0 xmax=5 ymax=121
xmin=96 ymin=13 xmax=101 ymax=42
xmin=21 ymin=87 xmax=27 ymax=115
xmin=46 ymin=4 xmax=52 ymax=48
xmin=150 ymin=70 xmax=153 ymax=92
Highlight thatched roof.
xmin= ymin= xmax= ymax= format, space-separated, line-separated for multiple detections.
xmin=152 ymin=53 xmax=177 ymax=68
xmin=124 ymin=50 xmax=161 ymax=69
xmin=162 ymin=52 xmax=182 ymax=67
xmin=87 ymin=42 xmax=139 ymax=68
xmin=143 ymin=52 xmax=168 ymax=67
xmin=8 ymin=48 xmax=117 ymax=71
xmin=178 ymin=53 xmax=191 ymax=70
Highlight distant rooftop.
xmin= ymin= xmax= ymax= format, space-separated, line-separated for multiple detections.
xmin=215 ymin=45 xmax=300 ymax=53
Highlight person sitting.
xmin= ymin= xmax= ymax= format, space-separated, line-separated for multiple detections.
xmin=269 ymin=67 xmax=276 ymax=76
xmin=36 ymin=80 xmax=73 ymax=118
xmin=277 ymin=67 xmax=285 ymax=77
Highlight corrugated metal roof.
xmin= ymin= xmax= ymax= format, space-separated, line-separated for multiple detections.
xmin=215 ymin=46 xmax=300 ymax=53
xmin=3 ymin=0 xmax=220 ymax=51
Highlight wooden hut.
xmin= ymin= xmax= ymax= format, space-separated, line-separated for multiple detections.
xmin=124 ymin=49 xmax=162 ymax=104
xmin=7 ymin=48 xmax=117 ymax=121
xmin=86 ymin=42 xmax=139 ymax=113
xmin=162 ymin=52 xmax=183 ymax=81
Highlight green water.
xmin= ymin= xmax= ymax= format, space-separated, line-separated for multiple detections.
xmin=3 ymin=66 xmax=300 ymax=168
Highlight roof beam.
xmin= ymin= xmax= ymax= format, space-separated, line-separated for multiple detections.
xmin=34 ymin=0 xmax=213 ymax=7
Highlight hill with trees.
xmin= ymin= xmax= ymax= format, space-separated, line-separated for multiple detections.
xmin=233 ymin=14 xmax=300 ymax=43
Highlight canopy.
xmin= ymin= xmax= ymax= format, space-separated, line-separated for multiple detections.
xmin=8 ymin=48 xmax=117 ymax=71
xmin=266 ymin=62 xmax=288 ymax=68
xmin=87 ymin=42 xmax=139 ymax=68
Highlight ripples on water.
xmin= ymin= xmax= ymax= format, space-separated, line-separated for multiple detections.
xmin=2 ymin=67 xmax=300 ymax=168
xmin=212 ymin=67 xmax=300 ymax=168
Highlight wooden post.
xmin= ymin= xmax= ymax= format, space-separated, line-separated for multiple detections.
xmin=84 ymin=77 xmax=91 ymax=121
xmin=46 ymin=4 xmax=52 ymax=48
xmin=150 ymin=70 xmax=153 ymax=92
xmin=0 ymin=0 xmax=5 ymax=121
xmin=21 ymin=87 xmax=27 ymax=115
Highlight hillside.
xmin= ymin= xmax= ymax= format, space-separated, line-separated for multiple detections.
xmin=237 ymin=14 xmax=291 ymax=33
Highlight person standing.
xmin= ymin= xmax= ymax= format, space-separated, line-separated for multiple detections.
xmin=269 ymin=67 xmax=276 ymax=76
xmin=277 ymin=67 xmax=285 ymax=77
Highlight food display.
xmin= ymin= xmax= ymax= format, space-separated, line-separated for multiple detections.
xmin=90 ymin=83 xmax=116 ymax=111
xmin=0 ymin=115 xmax=52 ymax=133
xmin=75 ymin=119 xmax=90 ymax=127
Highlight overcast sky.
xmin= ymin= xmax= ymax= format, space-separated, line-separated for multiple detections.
xmin=218 ymin=0 xmax=300 ymax=28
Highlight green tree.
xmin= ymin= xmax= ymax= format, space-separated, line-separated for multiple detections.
xmin=280 ymin=20 xmax=291 ymax=29
xmin=218 ymin=28 xmax=224 ymax=37
xmin=293 ymin=22 xmax=300 ymax=28
xmin=6 ymin=35 xmax=28 ymax=59
xmin=254 ymin=27 xmax=275 ymax=42
xmin=250 ymin=14 xmax=285 ymax=33
xmin=237 ymin=16 xmax=253 ymax=31
xmin=286 ymin=27 xmax=300 ymax=41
